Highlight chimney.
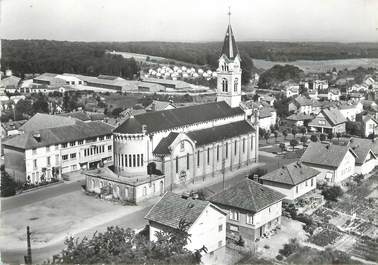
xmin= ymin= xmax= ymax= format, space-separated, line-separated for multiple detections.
xmin=152 ymin=102 xmax=156 ymax=112
xmin=33 ymin=133 xmax=41 ymax=142
xmin=142 ymin=124 xmax=147 ymax=134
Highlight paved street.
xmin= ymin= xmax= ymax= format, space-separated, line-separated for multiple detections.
xmin=1 ymin=179 xmax=85 ymax=212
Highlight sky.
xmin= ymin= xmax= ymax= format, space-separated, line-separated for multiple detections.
xmin=1 ymin=0 xmax=378 ymax=43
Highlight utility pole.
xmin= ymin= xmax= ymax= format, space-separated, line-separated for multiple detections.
xmin=24 ymin=226 xmax=32 ymax=265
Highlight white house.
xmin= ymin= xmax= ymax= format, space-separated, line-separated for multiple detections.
xmin=145 ymin=192 xmax=227 ymax=264
xmin=3 ymin=113 xmax=114 ymax=184
xmin=301 ymin=142 xmax=357 ymax=183
xmin=339 ymin=102 xmax=363 ymax=121
xmin=349 ymin=138 xmax=377 ymax=175
xmin=260 ymin=161 xmax=320 ymax=201
xmin=285 ymin=84 xmax=300 ymax=98
xmin=361 ymin=115 xmax=378 ymax=138
xmin=209 ymin=179 xmax=285 ymax=244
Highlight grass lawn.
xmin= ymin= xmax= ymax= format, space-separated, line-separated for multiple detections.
xmin=0 ymin=190 xmax=141 ymax=250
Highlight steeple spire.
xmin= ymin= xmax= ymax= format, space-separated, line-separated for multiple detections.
xmin=221 ymin=8 xmax=239 ymax=60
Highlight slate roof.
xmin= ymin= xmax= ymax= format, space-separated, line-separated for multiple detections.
xmin=221 ymin=24 xmax=239 ymax=60
xmin=259 ymin=107 xmax=274 ymax=119
xmin=114 ymin=116 xmax=144 ymax=134
xmin=114 ymin=101 xmax=244 ymax=134
xmin=286 ymin=113 xmax=313 ymax=121
xmin=3 ymin=121 xmax=113 ymax=150
xmin=59 ymin=111 xmax=91 ymax=121
xmin=322 ymin=109 xmax=347 ymax=125
xmin=301 ymin=142 xmax=357 ymax=169
xmin=294 ymin=95 xmax=314 ymax=106
xmin=187 ymin=120 xmax=254 ymax=146
xmin=145 ymin=192 xmax=222 ymax=230
xmin=153 ymin=132 xmax=179 ymax=155
xmin=349 ymin=138 xmax=377 ymax=165
xmin=19 ymin=113 xmax=79 ymax=132
xmin=209 ymin=179 xmax=285 ymax=213
xmin=260 ymin=162 xmax=320 ymax=186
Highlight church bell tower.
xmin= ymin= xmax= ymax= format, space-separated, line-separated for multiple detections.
xmin=216 ymin=9 xmax=242 ymax=108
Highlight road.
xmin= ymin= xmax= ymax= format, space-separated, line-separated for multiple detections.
xmin=1 ymin=180 xmax=85 ymax=212
xmin=1 ymin=206 xmax=150 ymax=264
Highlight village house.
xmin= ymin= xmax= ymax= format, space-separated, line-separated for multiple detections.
xmin=209 ymin=179 xmax=285 ymax=245
xmin=145 ymin=192 xmax=227 ymax=264
xmin=257 ymin=107 xmax=277 ymax=131
xmin=285 ymin=113 xmax=313 ymax=127
xmin=260 ymin=161 xmax=320 ymax=201
xmin=2 ymin=113 xmax=114 ymax=184
xmin=145 ymin=100 xmax=176 ymax=112
xmin=339 ymin=102 xmax=363 ymax=121
xmin=360 ymin=115 xmax=378 ymax=138
xmin=349 ymin=138 xmax=377 ymax=175
xmin=308 ymin=108 xmax=346 ymax=134
xmin=284 ymin=84 xmax=300 ymax=98
xmin=300 ymin=142 xmax=357 ymax=183
xmin=288 ymin=95 xmax=321 ymax=115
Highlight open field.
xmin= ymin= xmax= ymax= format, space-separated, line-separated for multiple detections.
xmin=103 ymin=94 xmax=140 ymax=110
xmin=253 ymin=58 xmax=378 ymax=73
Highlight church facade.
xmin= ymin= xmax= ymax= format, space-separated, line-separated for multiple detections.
xmin=85 ymin=21 xmax=259 ymax=203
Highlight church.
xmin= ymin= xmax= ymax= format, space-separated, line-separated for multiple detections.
xmin=85 ymin=20 xmax=259 ymax=203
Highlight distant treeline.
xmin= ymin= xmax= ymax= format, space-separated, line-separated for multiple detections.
xmin=2 ymin=39 xmax=378 ymax=81
xmin=1 ymin=39 xmax=140 ymax=79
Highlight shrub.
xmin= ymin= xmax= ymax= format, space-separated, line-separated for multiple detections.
xmin=236 ymin=236 xmax=245 ymax=247
xmin=1 ymin=169 xmax=17 ymax=197
xmin=279 ymin=238 xmax=300 ymax=257
xmin=276 ymin=254 xmax=283 ymax=261
xmin=321 ymin=186 xmax=344 ymax=202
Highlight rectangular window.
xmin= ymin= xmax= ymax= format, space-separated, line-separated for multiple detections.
xmin=246 ymin=214 xmax=254 ymax=224
xmin=62 ymin=155 xmax=68 ymax=160
xmin=129 ymin=155 xmax=132 ymax=167
xmin=102 ymin=146 xmax=105 ymax=153
xmin=137 ymin=154 xmax=140 ymax=167
xmin=229 ymin=225 xmax=239 ymax=232
xmin=78 ymin=140 xmax=84 ymax=145
xmin=176 ymin=156 xmax=179 ymax=173
xmin=106 ymin=135 xmax=111 ymax=139
xmin=217 ymin=145 xmax=219 ymax=161
xmin=70 ymin=153 xmax=76 ymax=159
xmin=180 ymin=142 xmax=185 ymax=152
xmin=197 ymin=150 xmax=200 ymax=167
xmin=296 ymin=186 xmax=299 ymax=193
xmin=230 ymin=209 xmax=239 ymax=221
xmin=108 ymin=145 xmax=112 ymax=151
xmin=133 ymin=154 xmax=136 ymax=167
xmin=141 ymin=154 xmax=143 ymax=166
xmin=55 ymin=154 xmax=59 ymax=164
xmin=218 ymin=224 xmax=223 ymax=232
xmin=311 ymin=178 xmax=314 ymax=186
xmin=99 ymin=136 xmax=104 ymax=141
xmin=207 ymin=148 xmax=210 ymax=165
xmin=47 ymin=156 xmax=51 ymax=166
xmin=234 ymin=140 xmax=237 ymax=155
xmin=46 ymin=146 xmax=50 ymax=152
xmin=33 ymin=159 xmax=37 ymax=169
xmin=305 ymin=180 xmax=308 ymax=187
xmin=121 ymin=154 xmax=124 ymax=167
xmin=243 ymin=138 xmax=245 ymax=153
xmin=70 ymin=141 xmax=75 ymax=147
xmin=125 ymin=154 xmax=128 ymax=167
xmin=62 ymin=143 xmax=67 ymax=148
xmin=251 ymin=135 xmax=254 ymax=150
xmin=187 ymin=153 xmax=189 ymax=170
xmin=218 ymin=240 xmax=223 ymax=248
xmin=226 ymin=143 xmax=228 ymax=159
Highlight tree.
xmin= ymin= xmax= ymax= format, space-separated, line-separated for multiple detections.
xmin=111 ymin=107 xmax=123 ymax=117
xmin=321 ymin=186 xmax=344 ymax=202
xmin=51 ymin=223 xmax=202 ymax=264
xmin=310 ymin=134 xmax=318 ymax=142
xmin=273 ymin=130 xmax=279 ymax=142
xmin=259 ymin=128 xmax=267 ymax=138
xmin=327 ymin=132 xmax=334 ymax=141
xmin=282 ymin=130 xmax=288 ymax=140
xmin=0 ymin=167 xmax=17 ymax=197
xmin=300 ymin=136 xmax=308 ymax=146
xmin=279 ymin=238 xmax=300 ymax=257
xmin=300 ymin=126 xmax=307 ymax=136
xmin=32 ymin=93 xmax=49 ymax=113
xmin=14 ymin=99 xmax=33 ymax=120
xmin=291 ymin=128 xmax=297 ymax=139
xmin=264 ymin=131 xmax=270 ymax=143
xmin=279 ymin=143 xmax=286 ymax=152
xmin=336 ymin=132 xmax=342 ymax=143
xmin=290 ymin=139 xmax=299 ymax=151
xmin=319 ymin=133 xmax=326 ymax=142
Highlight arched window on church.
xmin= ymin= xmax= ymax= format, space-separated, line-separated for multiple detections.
xmin=222 ymin=79 xmax=228 ymax=92
xmin=234 ymin=78 xmax=239 ymax=92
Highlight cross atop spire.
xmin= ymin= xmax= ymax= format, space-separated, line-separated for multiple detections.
xmin=228 ymin=6 xmax=231 ymax=25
